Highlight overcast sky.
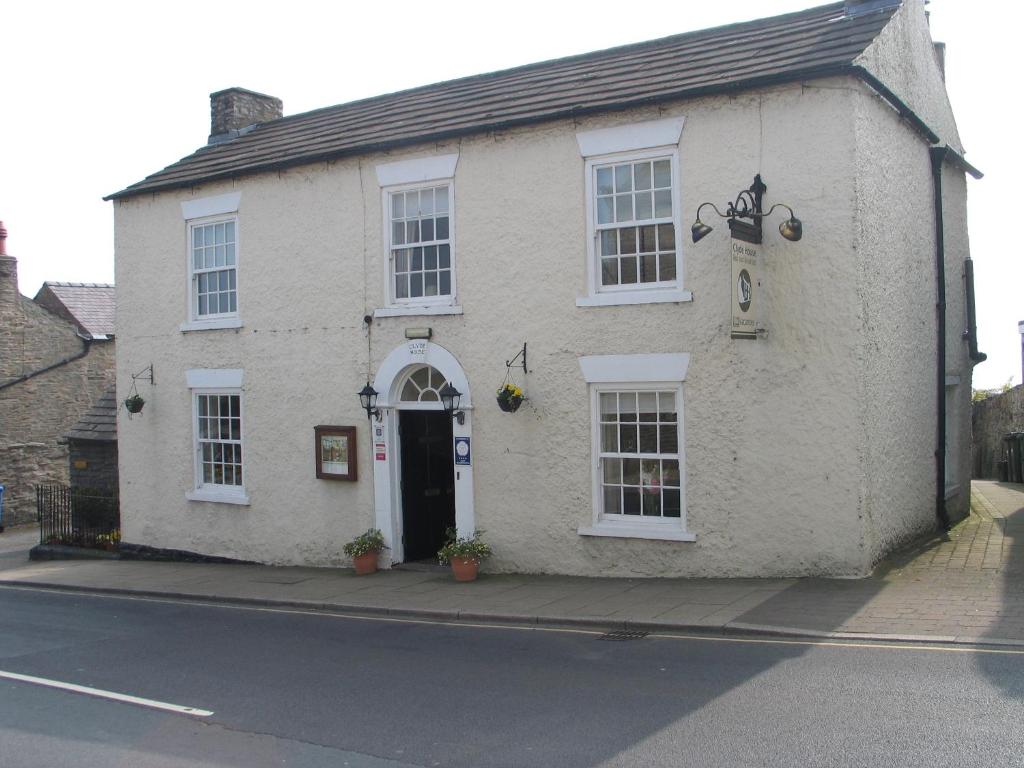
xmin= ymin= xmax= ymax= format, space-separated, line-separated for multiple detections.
xmin=2 ymin=0 xmax=1019 ymax=388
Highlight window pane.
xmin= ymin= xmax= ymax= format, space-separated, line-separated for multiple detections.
xmin=623 ymin=458 xmax=640 ymax=485
xmin=620 ymin=257 xmax=637 ymax=284
xmin=228 ymin=293 xmax=237 ymax=313
xmin=395 ymin=274 xmax=408 ymax=298
xmin=438 ymin=244 xmax=450 ymax=268
xmin=436 ymin=216 xmax=449 ymax=240
xmin=635 ymin=192 xmax=653 ymax=221
xmin=600 ymin=230 xmax=617 ymax=256
xmin=659 ymin=256 xmax=676 ymax=282
xmin=654 ymin=189 xmax=672 ymax=218
xmin=601 ymin=259 xmax=618 ymax=286
xmin=602 ymin=457 xmax=621 ymax=483
xmin=393 ymin=221 xmax=405 ymax=246
xmin=638 ymin=393 xmax=657 ymax=421
xmin=597 ymin=197 xmax=613 ymax=225
xmin=639 ymin=424 xmax=658 ymax=453
xmin=435 ymin=186 xmax=449 ymax=214
xmin=653 ymin=160 xmax=671 ymax=188
xmin=615 ymin=164 xmax=632 ymax=193
xmin=439 ymin=271 xmax=451 ymax=295
xmin=406 ymin=190 xmax=419 ymax=217
xmin=395 ymin=249 xmax=408 ymax=272
xmin=603 ymin=486 xmax=622 ymax=515
xmin=619 ymin=392 xmax=636 ymax=419
xmin=225 ymin=244 xmax=235 ymax=266
xmin=411 ymin=248 xmax=423 ymax=271
xmin=642 ymin=459 xmax=661 ymax=487
xmin=642 ymin=491 xmax=662 ymax=517
xmin=597 ymin=167 xmax=614 ymax=196
xmin=421 ymin=218 xmax=434 ymax=242
xmin=424 ymin=272 xmax=438 ymax=296
xmin=410 ymin=273 xmax=423 ymax=298
xmin=615 ymin=194 xmax=632 ymax=223
xmin=198 ymin=295 xmax=208 ymax=315
xmin=619 ymin=227 xmax=636 ymax=255
xmin=658 ymin=223 xmax=675 ymax=251
xmin=640 ymin=254 xmax=657 ymax=283
xmin=602 ymin=423 xmax=618 ymax=452
xmin=392 ymin=194 xmax=404 ymax=218
xmin=663 ymin=489 xmax=681 ymax=517
xmin=406 ymin=221 xmax=419 ymax=243
xmin=659 ymin=424 xmax=678 ymax=454
xmin=424 ymin=246 xmax=437 ymax=270
xmin=420 ymin=188 xmax=434 ymax=215
xmin=193 ymin=228 xmax=203 ymax=248
xmin=639 ymin=225 xmax=657 ymax=253
xmin=659 ymin=392 xmax=676 ymax=420
xmin=635 ymin=162 xmax=652 ymax=191
xmin=600 ymin=393 xmax=617 ymax=419
xmin=620 ymin=424 xmax=638 ymax=453
xmin=662 ymin=460 xmax=680 ymax=487
xmin=623 ymin=487 xmax=641 ymax=515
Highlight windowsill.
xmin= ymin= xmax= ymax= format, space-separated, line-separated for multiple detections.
xmin=186 ymin=488 xmax=250 ymax=506
xmin=180 ymin=317 xmax=242 ymax=332
xmin=576 ymin=289 xmax=693 ymax=307
xmin=578 ymin=522 xmax=696 ymax=542
xmin=373 ymin=305 xmax=463 ymax=318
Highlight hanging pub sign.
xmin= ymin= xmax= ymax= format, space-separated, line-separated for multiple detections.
xmin=729 ymin=217 xmax=761 ymax=340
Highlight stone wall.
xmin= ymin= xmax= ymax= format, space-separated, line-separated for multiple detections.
xmin=69 ymin=440 xmax=119 ymax=492
xmin=0 ymin=443 xmax=67 ymax=526
xmin=973 ymin=384 xmax=1024 ymax=479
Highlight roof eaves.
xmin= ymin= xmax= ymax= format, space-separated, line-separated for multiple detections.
xmin=107 ymin=61 xmax=861 ymax=201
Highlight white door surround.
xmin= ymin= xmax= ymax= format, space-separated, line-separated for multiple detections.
xmin=371 ymin=341 xmax=474 ymax=563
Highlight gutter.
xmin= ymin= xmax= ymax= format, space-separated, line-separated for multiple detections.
xmin=0 ymin=336 xmax=92 ymax=392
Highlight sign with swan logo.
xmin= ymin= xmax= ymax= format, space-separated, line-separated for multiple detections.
xmin=731 ymin=238 xmax=760 ymax=339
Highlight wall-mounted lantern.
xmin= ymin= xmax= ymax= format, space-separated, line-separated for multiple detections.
xmin=690 ymin=175 xmax=802 ymax=245
xmin=439 ymin=382 xmax=465 ymax=425
xmin=358 ymin=382 xmax=381 ymax=421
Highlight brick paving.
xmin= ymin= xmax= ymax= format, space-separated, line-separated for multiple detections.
xmin=1 ymin=481 xmax=1023 ymax=645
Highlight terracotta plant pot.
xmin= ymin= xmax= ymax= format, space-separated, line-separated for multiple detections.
xmin=450 ymin=555 xmax=480 ymax=582
xmin=353 ymin=551 xmax=379 ymax=575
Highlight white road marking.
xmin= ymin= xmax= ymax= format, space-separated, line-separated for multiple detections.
xmin=3 ymin=582 xmax=1023 ymax=656
xmin=0 ymin=669 xmax=214 ymax=716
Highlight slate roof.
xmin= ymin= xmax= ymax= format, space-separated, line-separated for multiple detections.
xmin=34 ymin=282 xmax=116 ymax=338
xmin=65 ymin=388 xmax=118 ymax=443
xmin=108 ymin=1 xmax=897 ymax=200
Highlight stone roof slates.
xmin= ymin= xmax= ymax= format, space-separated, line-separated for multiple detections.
xmin=64 ymin=389 xmax=118 ymax=443
xmin=108 ymin=2 xmax=896 ymax=199
xmin=39 ymin=282 xmax=116 ymax=337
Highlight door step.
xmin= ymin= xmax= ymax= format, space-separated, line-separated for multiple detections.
xmin=393 ymin=559 xmax=448 ymax=573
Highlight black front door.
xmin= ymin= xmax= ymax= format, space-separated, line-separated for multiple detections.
xmin=400 ymin=410 xmax=455 ymax=561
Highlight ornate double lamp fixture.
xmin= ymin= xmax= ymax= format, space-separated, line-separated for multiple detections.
xmin=690 ymin=175 xmax=802 ymax=244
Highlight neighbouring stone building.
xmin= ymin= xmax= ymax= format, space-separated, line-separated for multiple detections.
xmin=0 ymin=223 xmax=116 ymax=525
xmin=109 ymin=0 xmax=982 ymax=577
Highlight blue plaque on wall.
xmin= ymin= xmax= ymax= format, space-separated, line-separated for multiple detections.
xmin=454 ymin=436 xmax=471 ymax=466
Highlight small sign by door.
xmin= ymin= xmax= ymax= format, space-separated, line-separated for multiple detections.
xmin=454 ymin=437 xmax=471 ymax=466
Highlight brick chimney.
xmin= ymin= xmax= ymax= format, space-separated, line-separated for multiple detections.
xmin=0 ymin=221 xmax=19 ymax=310
xmin=209 ymin=87 xmax=282 ymax=144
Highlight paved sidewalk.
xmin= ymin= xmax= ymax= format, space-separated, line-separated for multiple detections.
xmin=1 ymin=481 xmax=1022 ymax=646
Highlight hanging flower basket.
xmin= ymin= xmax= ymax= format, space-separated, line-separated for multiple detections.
xmin=496 ymin=383 xmax=524 ymax=413
xmin=124 ymin=394 xmax=145 ymax=415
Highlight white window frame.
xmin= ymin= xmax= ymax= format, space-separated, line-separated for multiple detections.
xmin=575 ymin=117 xmax=691 ymax=307
xmin=578 ymin=353 xmax=693 ymax=541
xmin=374 ymin=154 xmax=462 ymax=318
xmin=185 ymin=369 xmax=249 ymax=505
xmin=180 ymin=193 xmax=242 ymax=332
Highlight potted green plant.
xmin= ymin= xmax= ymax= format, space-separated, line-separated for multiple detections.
xmin=496 ymin=383 xmax=524 ymax=413
xmin=437 ymin=528 xmax=492 ymax=582
xmin=343 ymin=528 xmax=387 ymax=575
xmin=124 ymin=394 xmax=145 ymax=415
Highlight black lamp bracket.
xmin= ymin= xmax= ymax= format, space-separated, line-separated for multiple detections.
xmin=505 ymin=343 xmax=528 ymax=375
xmin=131 ymin=364 xmax=155 ymax=386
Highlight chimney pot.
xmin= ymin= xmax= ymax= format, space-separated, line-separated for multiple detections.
xmin=209 ymin=87 xmax=282 ymax=144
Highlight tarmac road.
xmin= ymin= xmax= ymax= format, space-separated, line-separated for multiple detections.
xmin=1 ymin=586 xmax=1022 ymax=767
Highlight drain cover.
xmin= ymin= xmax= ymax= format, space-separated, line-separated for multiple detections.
xmin=598 ymin=629 xmax=649 ymax=641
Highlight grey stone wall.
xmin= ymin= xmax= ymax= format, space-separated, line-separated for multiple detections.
xmin=0 ymin=443 xmax=66 ymax=526
xmin=210 ymin=88 xmax=282 ymax=139
xmin=69 ymin=440 xmax=119 ymax=492
xmin=0 ymin=257 xmax=116 ymax=525
xmin=972 ymin=384 xmax=1024 ymax=479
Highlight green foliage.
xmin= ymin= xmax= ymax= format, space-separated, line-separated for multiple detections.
xmin=437 ymin=528 xmax=492 ymax=564
xmin=343 ymin=528 xmax=386 ymax=557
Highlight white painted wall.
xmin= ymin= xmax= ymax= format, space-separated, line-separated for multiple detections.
xmin=113 ymin=1 xmax=973 ymax=576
